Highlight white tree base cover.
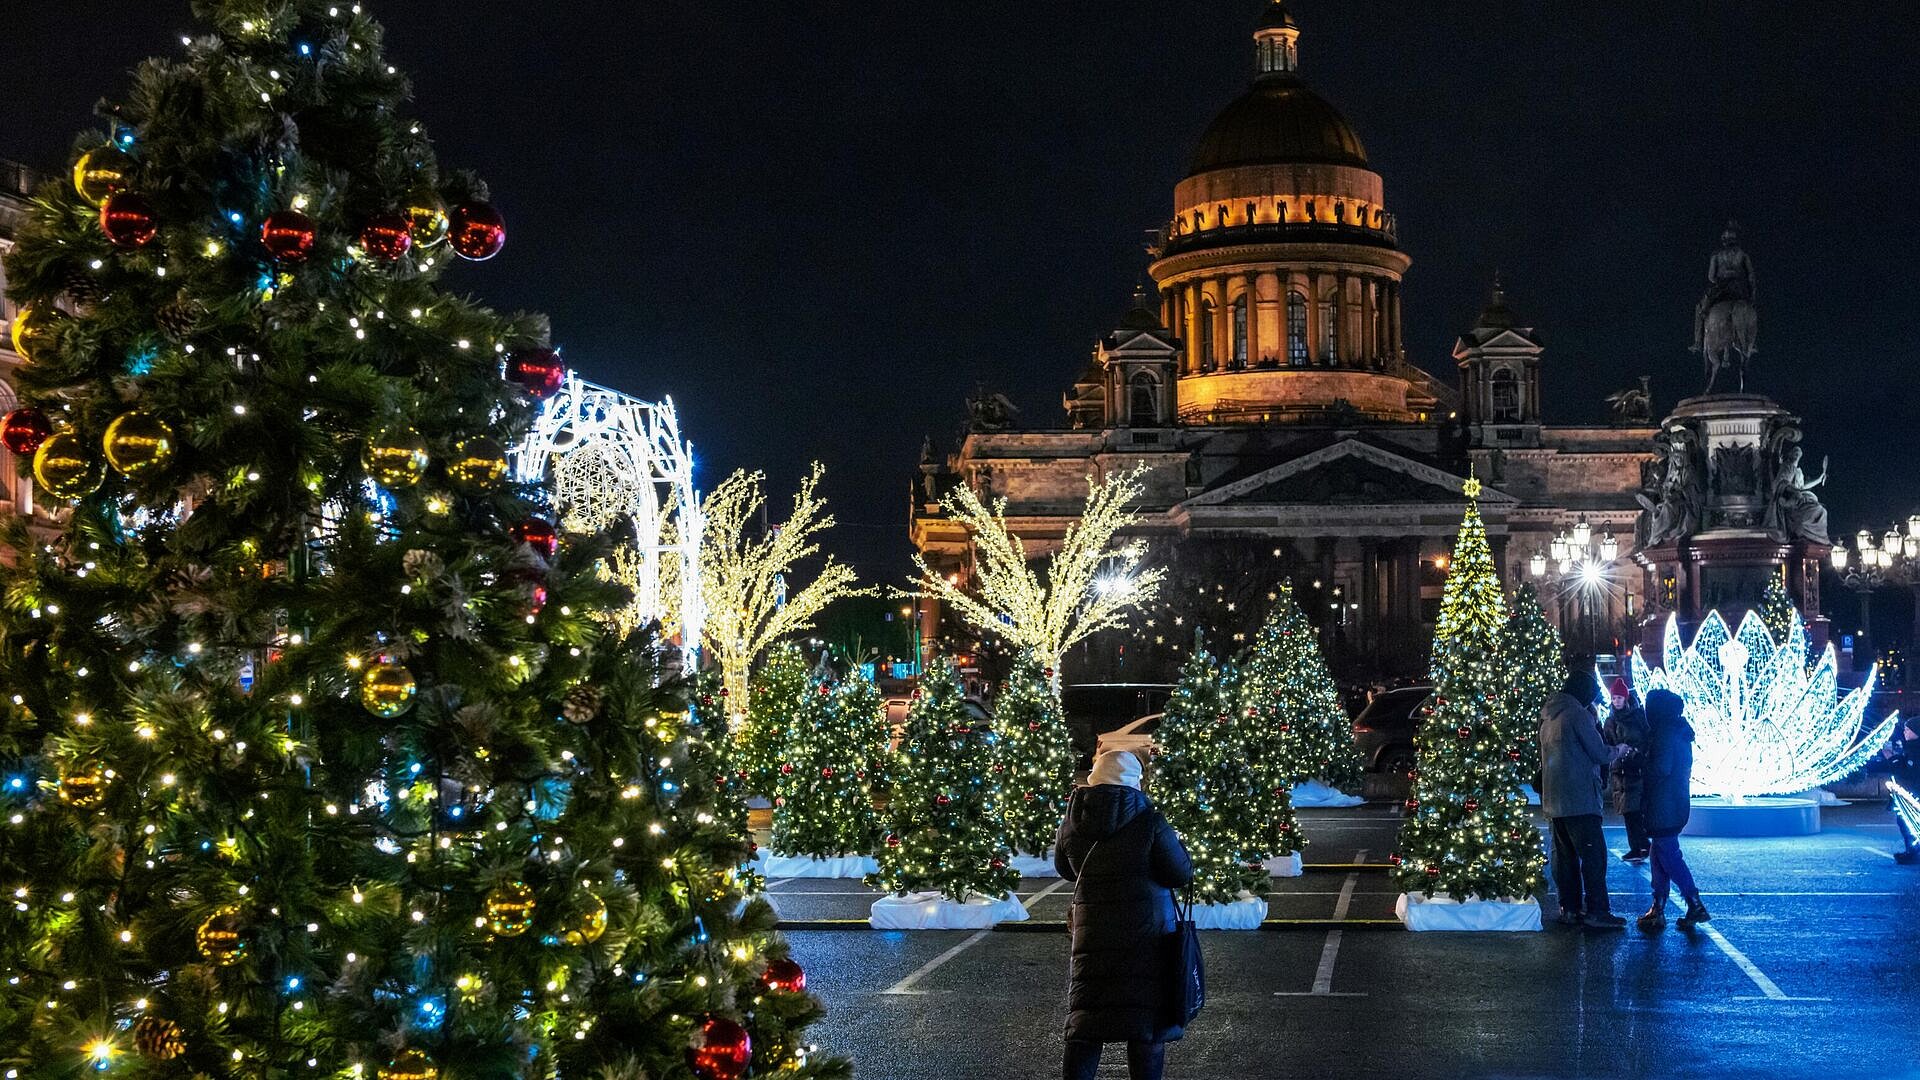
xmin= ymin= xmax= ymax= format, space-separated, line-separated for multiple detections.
xmin=1290 ymin=780 xmax=1365 ymax=808
xmin=1394 ymin=892 xmax=1542 ymax=932
xmin=1521 ymin=784 xmax=1541 ymax=806
xmin=754 ymin=853 xmax=880 ymax=879
xmin=1800 ymin=787 xmax=1845 ymax=807
xmin=1262 ymin=851 xmax=1303 ymax=878
xmin=868 ymin=890 xmax=1030 ymax=930
xmin=1009 ymin=853 xmax=1060 ymax=878
xmin=1191 ymin=893 xmax=1268 ymax=930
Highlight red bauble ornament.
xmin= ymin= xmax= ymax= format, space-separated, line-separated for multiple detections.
xmin=510 ymin=516 xmax=560 ymax=559
xmin=261 ymin=210 xmax=317 ymax=261
xmin=359 ymin=213 xmax=413 ymax=262
xmin=1277 ymin=723 xmax=1290 ymax=733
xmin=529 ymin=585 xmax=549 ymax=614
xmin=687 ymin=1016 xmax=751 ymax=1080
xmin=1404 ymin=798 xmax=1419 ymax=811
xmin=1507 ymin=750 xmax=1523 ymax=762
xmin=1464 ymin=799 xmax=1480 ymax=812
xmin=1042 ymin=668 xmax=1054 ymax=679
xmin=1389 ymin=852 xmax=1403 ymax=865
xmin=1027 ymin=721 xmax=1040 ymax=732
xmin=884 ymin=833 xmax=901 ymax=848
xmin=718 ymin=687 xmax=729 ymax=698
xmin=779 ymin=763 xmax=794 ymax=775
xmin=760 ymin=957 xmax=806 ymax=994
xmin=934 ymin=794 xmax=951 ymax=806
xmin=2 ymin=408 xmax=54 ymax=456
xmin=1456 ymin=726 xmax=1472 ymax=740
xmin=1023 ymin=792 xmax=1035 ymax=802
xmin=991 ymin=858 xmax=1006 ymax=869
xmin=99 ymin=192 xmax=158 ymax=248
xmin=447 ymin=201 xmax=506 ymax=261
xmin=505 ymin=348 xmax=565 ymax=399
xmin=820 ymin=767 xmax=834 ymax=778
xmin=1425 ymin=865 xmax=1441 ymax=877
xmin=817 ymin=684 xmax=831 ymax=696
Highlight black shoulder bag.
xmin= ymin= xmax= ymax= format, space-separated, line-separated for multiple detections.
xmin=1167 ymin=883 xmax=1205 ymax=1025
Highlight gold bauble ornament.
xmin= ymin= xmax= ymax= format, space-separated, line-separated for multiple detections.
xmin=405 ymin=196 xmax=449 ymax=249
xmin=10 ymin=302 xmax=63 ymax=363
xmin=561 ymin=892 xmax=608 ymax=946
xmin=58 ymin=763 xmax=108 ymax=808
xmin=195 ymin=907 xmax=247 ymax=966
xmin=484 ymin=881 xmax=537 ymax=937
xmin=378 ymin=1049 xmax=440 ymax=1080
xmin=447 ymin=436 xmax=508 ymax=491
xmin=103 ymin=410 xmax=175 ymax=478
xmin=363 ymin=427 xmax=431 ymax=488
xmin=72 ymin=146 xmax=134 ymax=206
xmin=33 ymin=431 xmax=104 ymax=499
xmin=360 ymin=659 xmax=417 ymax=719
xmin=132 ymin=1015 xmax=186 ymax=1060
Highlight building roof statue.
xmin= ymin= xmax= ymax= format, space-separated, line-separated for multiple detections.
xmin=1693 ymin=221 xmax=1758 ymax=393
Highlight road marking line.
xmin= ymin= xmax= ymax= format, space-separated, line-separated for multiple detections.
xmin=875 ymin=880 xmax=1069 ymax=996
xmin=1290 ymin=850 xmax=1366 ymax=998
xmin=1693 ymin=922 xmax=1790 ymax=1001
xmin=767 ymin=878 xmax=796 ymax=888
xmin=1858 ymin=845 xmax=1897 ymax=860
xmin=878 ymin=931 xmax=991 ymax=996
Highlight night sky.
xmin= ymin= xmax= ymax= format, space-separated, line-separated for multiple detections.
xmin=5 ymin=1 xmax=1918 ymax=592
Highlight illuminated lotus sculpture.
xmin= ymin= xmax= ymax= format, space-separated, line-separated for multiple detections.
xmin=1629 ymin=611 xmax=1900 ymax=797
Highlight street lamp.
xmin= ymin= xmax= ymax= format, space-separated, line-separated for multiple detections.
xmin=1530 ymin=516 xmax=1626 ymax=652
xmin=1833 ymin=514 xmax=1920 ymax=681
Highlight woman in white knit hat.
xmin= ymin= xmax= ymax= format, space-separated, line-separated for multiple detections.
xmin=1053 ymin=748 xmax=1193 ymax=1080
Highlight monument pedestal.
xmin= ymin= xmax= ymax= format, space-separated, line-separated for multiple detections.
xmin=1633 ymin=394 xmax=1830 ymax=654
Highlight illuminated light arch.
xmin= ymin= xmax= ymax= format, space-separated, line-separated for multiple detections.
xmin=512 ymin=373 xmax=703 ymax=653
xmin=1628 ymin=610 xmax=1900 ymax=797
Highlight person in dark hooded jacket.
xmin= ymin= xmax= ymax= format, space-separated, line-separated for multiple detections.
xmin=1637 ymin=688 xmax=1711 ymax=932
xmin=1054 ymin=748 xmax=1194 ymax=1080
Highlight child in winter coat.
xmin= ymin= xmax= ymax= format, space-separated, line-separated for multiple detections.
xmin=1637 ymin=688 xmax=1711 ymax=932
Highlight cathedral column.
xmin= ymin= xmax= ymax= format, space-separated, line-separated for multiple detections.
xmin=1336 ymin=271 xmax=1351 ymax=367
xmin=1388 ymin=281 xmax=1402 ymax=361
xmin=1168 ymin=287 xmax=1186 ymax=371
xmin=1182 ymin=282 xmax=1200 ymax=374
xmin=1363 ymin=278 xmax=1378 ymax=365
xmin=1306 ymin=271 xmax=1324 ymax=366
xmin=1242 ymin=273 xmax=1261 ymax=365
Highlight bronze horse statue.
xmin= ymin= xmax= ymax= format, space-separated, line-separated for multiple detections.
xmin=1693 ymin=223 xmax=1758 ymax=394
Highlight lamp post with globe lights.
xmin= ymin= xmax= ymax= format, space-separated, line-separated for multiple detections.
xmin=1829 ymin=516 xmax=1920 ymax=682
xmin=1529 ymin=514 xmax=1632 ymax=655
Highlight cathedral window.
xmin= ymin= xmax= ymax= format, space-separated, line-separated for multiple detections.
xmin=1490 ymin=367 xmax=1521 ymax=421
xmin=1231 ymin=297 xmax=1248 ymax=365
xmin=1129 ymin=372 xmax=1159 ymax=427
xmin=1198 ymin=300 xmax=1216 ymax=370
xmin=1287 ymin=290 xmax=1308 ymax=365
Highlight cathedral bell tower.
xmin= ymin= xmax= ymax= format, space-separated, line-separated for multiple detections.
xmin=1453 ymin=276 xmax=1543 ymax=447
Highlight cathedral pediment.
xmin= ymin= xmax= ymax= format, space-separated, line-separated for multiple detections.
xmin=1180 ymin=439 xmax=1516 ymax=508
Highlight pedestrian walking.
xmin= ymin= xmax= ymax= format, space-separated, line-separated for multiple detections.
xmin=1637 ymin=688 xmax=1712 ymax=932
xmin=1604 ymin=689 xmax=1651 ymax=862
xmin=1054 ymin=749 xmax=1195 ymax=1080
xmin=1538 ymin=669 xmax=1631 ymax=928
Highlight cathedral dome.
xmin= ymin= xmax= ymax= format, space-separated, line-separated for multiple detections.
xmin=1187 ymin=77 xmax=1369 ymax=175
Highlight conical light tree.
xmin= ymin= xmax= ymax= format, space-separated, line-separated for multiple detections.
xmin=0 ymin=3 xmax=846 ymax=1077
xmin=869 ymin=659 xmax=1017 ymax=902
xmin=1499 ymin=583 xmax=1564 ymax=780
xmin=734 ymin=641 xmax=810 ymax=796
xmin=993 ymin=650 xmax=1074 ymax=859
xmin=1154 ymin=645 xmax=1280 ymax=904
xmin=769 ymin=669 xmax=887 ymax=859
xmin=1393 ymin=481 xmax=1545 ymax=901
xmin=914 ymin=469 xmax=1165 ymax=681
xmin=700 ymin=462 xmax=864 ymax=709
xmin=1241 ymin=582 xmax=1362 ymax=791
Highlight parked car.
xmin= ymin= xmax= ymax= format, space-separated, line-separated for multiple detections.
xmin=1062 ymin=683 xmax=1174 ymax=774
xmin=1352 ymin=685 xmax=1432 ymax=773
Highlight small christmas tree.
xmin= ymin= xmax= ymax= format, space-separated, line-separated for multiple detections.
xmin=1242 ymin=582 xmax=1363 ymax=791
xmin=869 ymin=658 xmax=1017 ymax=902
xmin=736 ymin=641 xmax=810 ymax=795
xmin=1154 ymin=644 xmax=1275 ymax=904
xmin=1758 ymin=571 xmax=1805 ymax=654
xmin=770 ymin=669 xmax=886 ymax=859
xmin=993 ymin=650 xmax=1074 ymax=858
xmin=1394 ymin=481 xmax=1546 ymax=902
xmin=1500 ymin=583 xmax=1564 ymax=780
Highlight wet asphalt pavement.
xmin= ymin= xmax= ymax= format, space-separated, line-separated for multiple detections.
xmin=763 ymin=801 xmax=1920 ymax=1079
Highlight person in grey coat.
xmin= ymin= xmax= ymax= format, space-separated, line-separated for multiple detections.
xmin=1055 ymin=749 xmax=1194 ymax=1080
xmin=1604 ymin=690 xmax=1651 ymax=862
xmin=1538 ymin=669 xmax=1630 ymax=928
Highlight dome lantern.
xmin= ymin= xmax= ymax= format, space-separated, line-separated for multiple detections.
xmin=1254 ymin=1 xmax=1300 ymax=76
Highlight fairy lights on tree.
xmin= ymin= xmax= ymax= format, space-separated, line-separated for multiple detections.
xmin=1630 ymin=609 xmax=1901 ymax=797
xmin=1154 ymin=645 xmax=1283 ymax=905
xmin=1241 ymin=581 xmax=1362 ymax=791
xmin=1393 ymin=480 xmax=1545 ymax=902
xmin=699 ymin=462 xmax=863 ymax=710
xmin=1499 ymin=583 xmax=1563 ymax=781
xmin=914 ymin=469 xmax=1164 ymax=682
xmin=0 ymin=3 xmax=844 ymax=1076
xmin=993 ymin=650 xmax=1074 ymax=859
xmin=769 ymin=668 xmax=887 ymax=861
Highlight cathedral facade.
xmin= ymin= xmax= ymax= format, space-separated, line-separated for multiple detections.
xmin=910 ymin=3 xmax=1655 ymax=681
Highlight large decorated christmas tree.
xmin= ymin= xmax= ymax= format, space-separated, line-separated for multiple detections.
xmin=1242 ymin=582 xmax=1362 ymax=792
xmin=992 ymin=650 xmax=1073 ymax=859
xmin=869 ymin=658 xmax=1017 ymax=903
xmin=1154 ymin=645 xmax=1276 ymax=905
xmin=0 ymin=5 xmax=844 ymax=1075
xmin=769 ymin=669 xmax=886 ymax=859
xmin=735 ymin=641 xmax=809 ymax=796
xmin=1499 ymin=583 xmax=1564 ymax=781
xmin=1393 ymin=481 xmax=1545 ymax=903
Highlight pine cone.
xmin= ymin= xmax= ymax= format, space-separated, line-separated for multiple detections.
xmin=155 ymin=295 xmax=207 ymax=341
xmin=562 ymin=685 xmax=602 ymax=725
xmin=64 ymin=269 xmax=107 ymax=308
xmin=402 ymin=549 xmax=444 ymax=579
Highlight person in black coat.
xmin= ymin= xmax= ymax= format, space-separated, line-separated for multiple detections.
xmin=1636 ymin=688 xmax=1711 ymax=932
xmin=1054 ymin=748 xmax=1194 ymax=1080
